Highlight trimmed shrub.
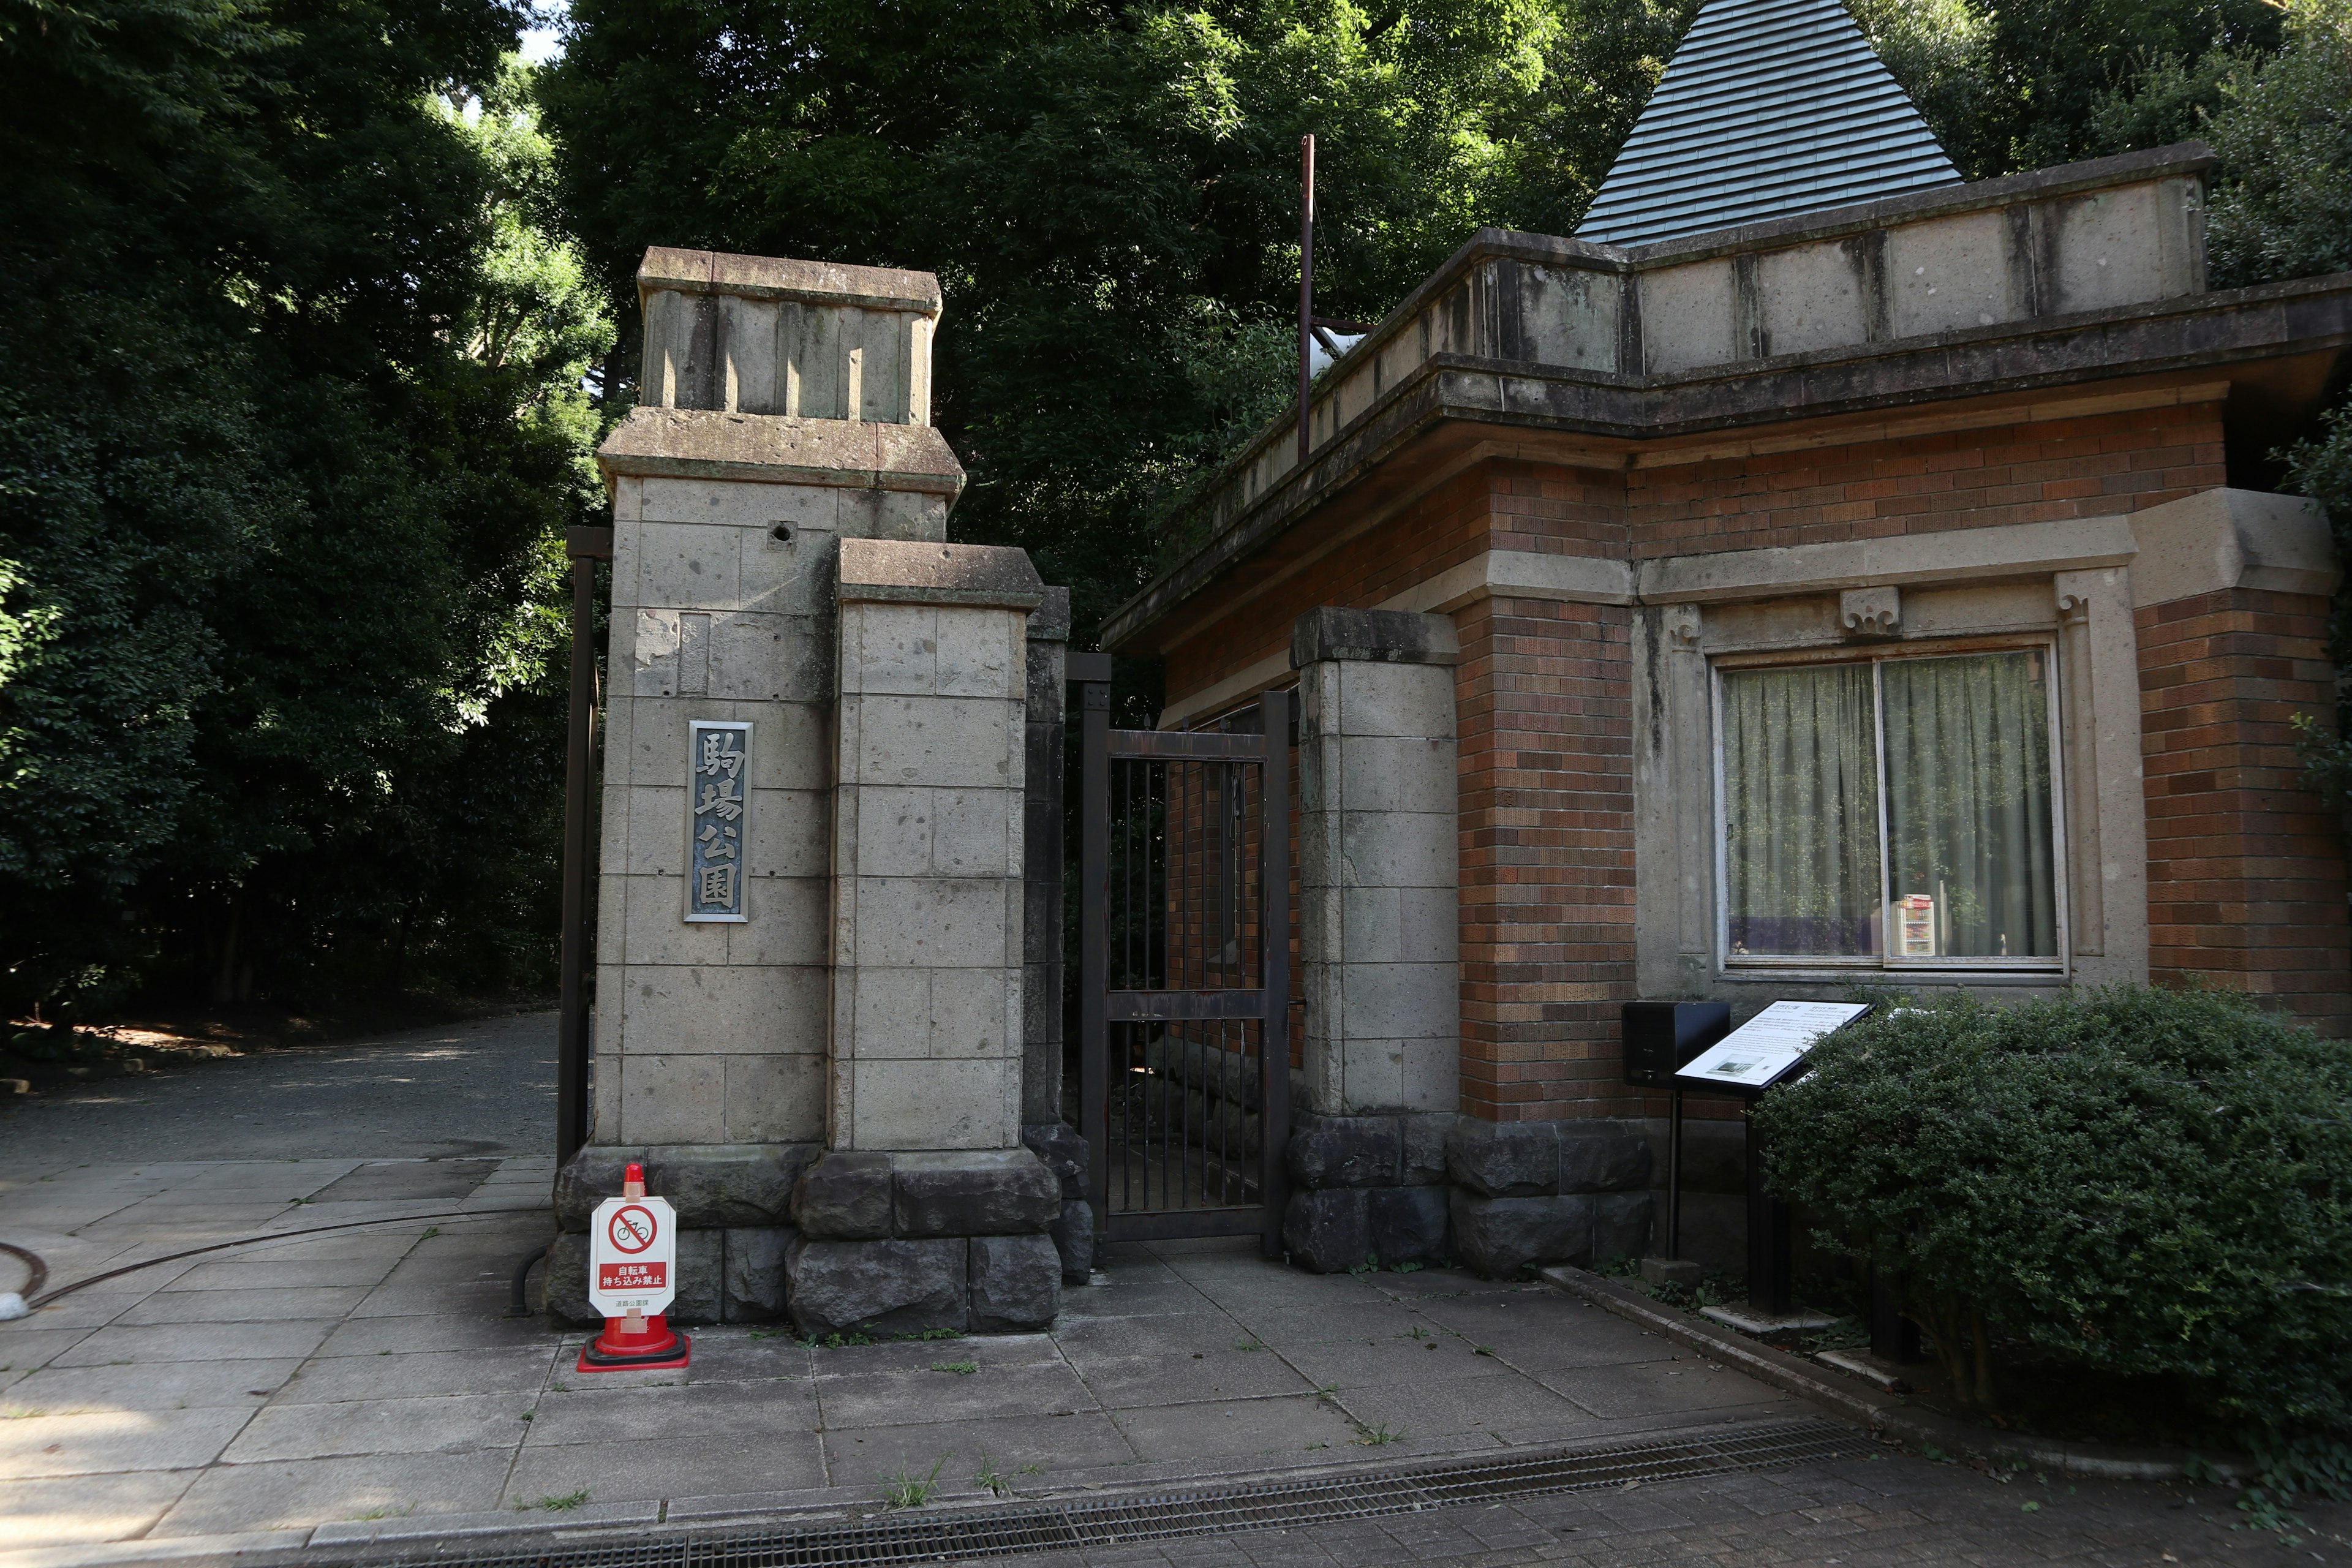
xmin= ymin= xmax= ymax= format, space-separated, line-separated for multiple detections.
xmin=1751 ymin=986 xmax=2352 ymax=1438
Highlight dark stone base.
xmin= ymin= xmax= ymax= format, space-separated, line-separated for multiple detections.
xmin=792 ymin=1149 xmax=1060 ymax=1241
xmin=1049 ymin=1198 xmax=1095 ymax=1284
xmin=1446 ymin=1120 xmax=1651 ymax=1198
xmin=554 ymin=1144 xmax=814 ymax=1232
xmin=1283 ymin=1186 xmax=1450 ymax=1273
xmin=784 ymin=1233 xmax=1060 ymax=1337
xmin=1450 ymin=1192 xmax=1596 ymax=1277
xmin=544 ymin=1226 xmax=776 ymax=1327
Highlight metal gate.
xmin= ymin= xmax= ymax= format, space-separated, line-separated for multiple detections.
xmin=1074 ymin=671 xmax=1290 ymax=1254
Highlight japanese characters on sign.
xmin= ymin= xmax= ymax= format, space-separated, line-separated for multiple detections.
xmin=685 ymin=720 xmax=752 ymax=922
xmin=586 ymin=1194 xmax=678 ymax=1317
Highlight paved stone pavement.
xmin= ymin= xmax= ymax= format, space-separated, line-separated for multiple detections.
xmin=0 ymin=1153 xmax=1816 ymax=1553
xmin=0 ymin=1009 xmax=558 ymax=1165
xmin=972 ymin=1457 xmax=2350 ymax=1567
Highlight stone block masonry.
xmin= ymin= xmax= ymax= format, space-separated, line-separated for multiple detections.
xmin=560 ymin=247 xmax=1078 ymax=1334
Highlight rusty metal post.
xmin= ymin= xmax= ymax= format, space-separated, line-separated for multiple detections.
xmin=557 ymin=524 xmax=613 ymax=1166
xmin=1072 ymin=653 xmax=1114 ymax=1231
xmin=1257 ymin=687 xmax=1292 ymax=1260
xmin=1297 ymin=134 xmax=1315 ymax=467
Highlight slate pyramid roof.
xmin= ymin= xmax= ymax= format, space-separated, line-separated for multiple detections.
xmin=1574 ymin=0 xmax=1961 ymax=248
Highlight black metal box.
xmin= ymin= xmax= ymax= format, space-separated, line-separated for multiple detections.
xmin=1619 ymin=1001 xmax=1732 ymax=1088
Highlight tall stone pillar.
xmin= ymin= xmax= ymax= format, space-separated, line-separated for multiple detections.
xmin=548 ymin=247 xmax=1064 ymax=1333
xmin=1280 ymin=607 xmax=1461 ymax=1271
xmin=783 ymin=540 xmax=1064 ymax=1335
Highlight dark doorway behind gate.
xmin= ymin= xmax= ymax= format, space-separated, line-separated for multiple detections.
xmin=1074 ymin=676 xmax=1292 ymax=1254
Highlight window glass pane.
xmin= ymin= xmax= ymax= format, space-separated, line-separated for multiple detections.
xmin=1722 ymin=664 xmax=1882 ymax=958
xmin=1880 ymin=652 xmax=2059 ymax=959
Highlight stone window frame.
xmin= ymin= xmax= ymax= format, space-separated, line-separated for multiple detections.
xmin=1705 ymin=632 xmax=2073 ymax=980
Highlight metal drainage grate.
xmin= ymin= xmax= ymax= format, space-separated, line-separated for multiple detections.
xmin=360 ymin=1419 xmax=1869 ymax=1568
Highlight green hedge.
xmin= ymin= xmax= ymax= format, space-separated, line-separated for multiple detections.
xmin=1751 ymin=986 xmax=2352 ymax=1439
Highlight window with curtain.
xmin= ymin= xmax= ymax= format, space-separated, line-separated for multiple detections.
xmin=1717 ymin=648 xmax=2061 ymax=970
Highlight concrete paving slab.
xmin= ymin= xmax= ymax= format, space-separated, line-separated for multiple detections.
xmin=821 ymin=1409 xmax=1134 ymax=1493
xmin=1268 ymin=1336 xmax=1525 ymax=1391
xmin=816 ymin=1362 xmax=1096 ymax=1428
xmin=1221 ymin=1298 xmax=1426 ymax=1346
xmin=1330 ymin=1368 xmax=1607 ymax=1441
xmin=149 ymin=1450 xmax=513 ymax=1537
xmin=0 ymin=1406 xmax=252 ymax=1479
xmin=159 ymin=1257 xmax=401 ymax=1292
xmin=314 ymin=1313 xmax=556 ymax=1357
xmin=1109 ymin=1393 xmax=1364 ymax=1463
xmin=1070 ymin=1349 xmax=1316 ymax=1407
xmin=0 ymin=1471 xmax=200 ymax=1551
xmin=4 ymin=1357 xmax=303 ymax=1414
xmin=274 ymin=1343 xmax=559 ymax=1402
xmin=114 ymin=1286 xmax=374 ymax=1324
xmin=0 ymin=1328 xmax=98 ymax=1378
xmin=505 ymin=1431 xmax=826 ymax=1507
xmin=805 ymin=1333 xmax=1057 ymax=1376
xmin=222 ymin=1392 xmax=533 ymax=1463
xmin=48 ymin=1319 xmax=339 ymax=1366
xmin=1051 ymin=1277 xmax=1222 ymax=1320
xmin=1532 ymin=1356 xmax=1806 ymax=1420
xmin=525 ymin=1379 xmax=816 ymax=1446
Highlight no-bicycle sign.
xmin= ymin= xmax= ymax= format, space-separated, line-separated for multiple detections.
xmin=587 ymin=1194 xmax=677 ymax=1317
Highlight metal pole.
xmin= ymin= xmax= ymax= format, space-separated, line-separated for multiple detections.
xmin=1296 ymin=134 xmax=1314 ymax=467
xmin=1076 ymin=660 xmax=1112 ymax=1232
xmin=1667 ymin=1086 xmax=1684 ymax=1260
xmin=1257 ymin=688 xmax=1292 ymax=1261
xmin=557 ymin=525 xmax=612 ymax=1167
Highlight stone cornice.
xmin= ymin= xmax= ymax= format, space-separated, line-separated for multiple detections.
xmin=1102 ymin=271 xmax=2352 ymax=655
xmin=596 ymin=407 xmax=967 ymax=500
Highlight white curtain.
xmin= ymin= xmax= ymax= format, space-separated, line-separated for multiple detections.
xmin=1721 ymin=664 xmax=1882 ymax=957
xmin=1880 ymin=652 xmax=2058 ymax=958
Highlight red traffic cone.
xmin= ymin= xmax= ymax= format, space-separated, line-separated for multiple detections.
xmin=577 ymin=1162 xmax=691 ymax=1372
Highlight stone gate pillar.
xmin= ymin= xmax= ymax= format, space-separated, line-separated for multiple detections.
xmin=548 ymin=247 xmax=1065 ymax=1332
xmin=1281 ymin=607 xmax=1461 ymax=1271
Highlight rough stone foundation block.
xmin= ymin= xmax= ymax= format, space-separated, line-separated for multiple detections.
xmin=1050 ymin=1199 xmax=1095 ymax=1284
xmin=723 ymin=1226 xmax=793 ymax=1322
xmin=1592 ymin=1192 xmax=1652 ymax=1265
xmin=1445 ymin=1121 xmax=1558 ymax=1197
xmin=1559 ymin=1123 xmax=1653 ymax=1194
xmin=555 ymin=1144 xmax=817 ymax=1231
xmin=1283 ymin=1189 xmax=1371 ymax=1274
xmin=1450 ymin=1192 xmax=1596 ymax=1278
xmin=1639 ymin=1256 xmax=1705 ymax=1289
xmin=791 ymin=1150 xmax=893 ymax=1239
xmin=1367 ymin=1186 xmax=1450 ymax=1265
xmin=671 ymin=1229 xmax=726 ymax=1324
xmin=543 ymin=1231 xmax=594 ymax=1325
xmin=968 ymin=1235 xmax=1060 ymax=1331
xmin=1287 ymin=1114 xmax=1401 ymax=1189
xmin=1401 ymin=1114 xmax=1455 ymax=1186
xmin=891 ymin=1149 xmax=1060 ymax=1237
xmin=1021 ymin=1123 xmax=1089 ymax=1200
xmin=785 ymin=1235 xmax=967 ymax=1337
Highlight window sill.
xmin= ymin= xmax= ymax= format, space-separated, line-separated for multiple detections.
xmin=1714 ymin=968 xmax=2069 ymax=987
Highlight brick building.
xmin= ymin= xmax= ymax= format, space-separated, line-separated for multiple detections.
xmin=1101 ymin=0 xmax=2352 ymax=1269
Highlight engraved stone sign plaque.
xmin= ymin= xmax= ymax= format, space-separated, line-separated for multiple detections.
xmin=685 ymin=719 xmax=750 ymax=922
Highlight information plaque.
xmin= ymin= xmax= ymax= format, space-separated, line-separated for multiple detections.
xmin=1674 ymin=1000 xmax=1870 ymax=1093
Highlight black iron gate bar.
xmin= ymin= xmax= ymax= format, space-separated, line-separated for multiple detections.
xmin=1076 ymin=676 xmax=1291 ymax=1255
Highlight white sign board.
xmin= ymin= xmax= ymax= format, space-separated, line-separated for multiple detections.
xmin=1675 ymin=1000 xmax=1870 ymax=1090
xmin=586 ymin=1195 xmax=677 ymax=1317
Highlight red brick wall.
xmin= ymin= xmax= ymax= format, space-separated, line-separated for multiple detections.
xmin=2136 ymin=586 xmax=2351 ymax=1030
xmin=1455 ymin=594 xmax=1639 ymax=1120
xmin=1151 ymin=396 xmax=2288 ymax=1117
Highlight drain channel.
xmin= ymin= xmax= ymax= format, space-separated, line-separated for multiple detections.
xmin=359 ymin=1419 xmax=1869 ymax=1568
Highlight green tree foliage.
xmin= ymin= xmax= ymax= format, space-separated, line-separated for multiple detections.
xmin=1752 ymin=987 xmax=2352 ymax=1442
xmin=0 ymin=0 xmax=612 ymax=1015
xmin=539 ymin=0 xmax=1694 ymax=639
